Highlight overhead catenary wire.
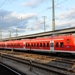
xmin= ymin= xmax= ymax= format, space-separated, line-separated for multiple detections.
xmin=0 ymin=0 xmax=6 ymax=8
xmin=37 ymin=0 xmax=68 ymax=14
xmin=20 ymin=0 xmax=68 ymax=27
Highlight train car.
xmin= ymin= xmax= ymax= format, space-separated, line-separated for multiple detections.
xmin=0 ymin=34 xmax=75 ymax=54
xmin=29 ymin=35 xmax=75 ymax=54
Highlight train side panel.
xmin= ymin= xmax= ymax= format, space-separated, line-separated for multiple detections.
xmin=0 ymin=35 xmax=75 ymax=54
xmin=13 ymin=40 xmax=25 ymax=50
xmin=5 ymin=41 xmax=13 ymax=49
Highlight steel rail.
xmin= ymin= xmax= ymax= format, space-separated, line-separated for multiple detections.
xmin=0 ymin=62 xmax=21 ymax=75
xmin=1 ymin=54 xmax=75 ymax=75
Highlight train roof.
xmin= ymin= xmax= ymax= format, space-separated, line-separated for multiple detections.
xmin=31 ymin=35 xmax=73 ymax=40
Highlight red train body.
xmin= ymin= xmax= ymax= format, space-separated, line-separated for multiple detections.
xmin=0 ymin=35 xmax=75 ymax=54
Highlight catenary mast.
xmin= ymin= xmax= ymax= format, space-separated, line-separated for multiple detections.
xmin=52 ymin=0 xmax=55 ymax=31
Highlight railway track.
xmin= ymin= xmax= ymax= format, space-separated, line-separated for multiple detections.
xmin=0 ymin=62 xmax=22 ymax=75
xmin=0 ymin=50 xmax=75 ymax=75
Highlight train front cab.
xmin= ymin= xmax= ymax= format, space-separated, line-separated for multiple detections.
xmin=52 ymin=35 xmax=75 ymax=54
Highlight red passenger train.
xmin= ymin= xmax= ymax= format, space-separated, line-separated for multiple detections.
xmin=0 ymin=34 xmax=75 ymax=54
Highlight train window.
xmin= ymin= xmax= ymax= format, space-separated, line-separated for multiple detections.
xmin=47 ymin=43 xmax=49 ymax=47
xmin=60 ymin=42 xmax=64 ymax=48
xmin=29 ymin=44 xmax=30 ymax=46
xmin=43 ymin=43 xmax=45 ymax=47
xmin=26 ymin=43 xmax=27 ymax=47
xmin=37 ymin=43 xmax=39 ymax=47
xmin=34 ymin=43 xmax=36 ymax=47
xmin=31 ymin=43 xmax=33 ymax=47
xmin=40 ymin=43 xmax=42 ymax=47
xmin=55 ymin=42 xmax=59 ymax=47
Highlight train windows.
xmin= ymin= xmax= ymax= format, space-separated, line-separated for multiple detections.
xmin=40 ymin=43 xmax=42 ymax=47
xmin=31 ymin=43 xmax=33 ymax=47
xmin=29 ymin=43 xmax=31 ymax=46
xmin=60 ymin=42 xmax=64 ymax=48
xmin=47 ymin=43 xmax=49 ymax=47
xmin=43 ymin=43 xmax=45 ymax=47
xmin=34 ymin=43 xmax=36 ymax=47
xmin=37 ymin=43 xmax=39 ymax=47
xmin=55 ymin=42 xmax=59 ymax=47
xmin=43 ymin=43 xmax=49 ymax=47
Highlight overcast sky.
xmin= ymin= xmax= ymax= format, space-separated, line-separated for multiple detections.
xmin=0 ymin=0 xmax=75 ymax=39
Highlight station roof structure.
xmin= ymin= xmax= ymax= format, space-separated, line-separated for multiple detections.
xmin=2 ymin=27 xmax=75 ymax=41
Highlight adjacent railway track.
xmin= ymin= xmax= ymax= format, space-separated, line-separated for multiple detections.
xmin=0 ymin=62 xmax=22 ymax=75
xmin=0 ymin=50 xmax=75 ymax=75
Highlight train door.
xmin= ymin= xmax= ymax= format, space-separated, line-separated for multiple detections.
xmin=50 ymin=40 xmax=54 ymax=51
